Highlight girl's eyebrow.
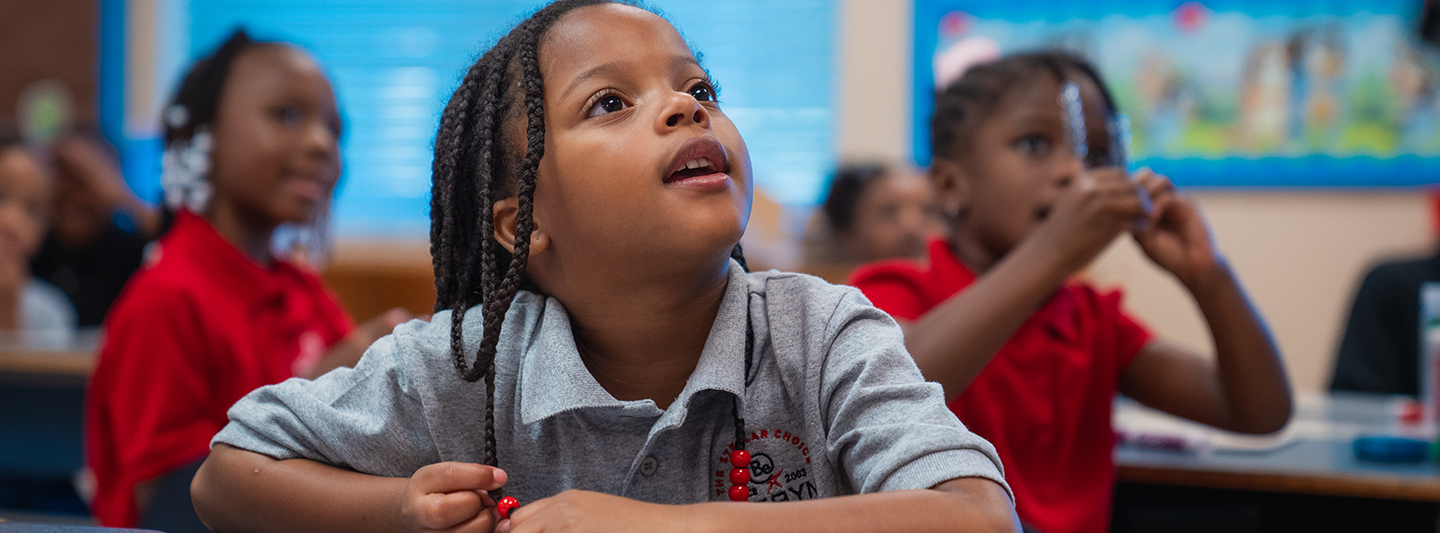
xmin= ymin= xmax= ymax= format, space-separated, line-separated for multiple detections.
xmin=1009 ymin=110 xmax=1062 ymax=130
xmin=560 ymin=55 xmax=702 ymax=99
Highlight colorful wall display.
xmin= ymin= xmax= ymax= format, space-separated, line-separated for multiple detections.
xmin=915 ymin=0 xmax=1440 ymax=186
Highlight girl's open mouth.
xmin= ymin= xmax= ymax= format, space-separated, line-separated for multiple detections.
xmin=664 ymin=137 xmax=730 ymax=184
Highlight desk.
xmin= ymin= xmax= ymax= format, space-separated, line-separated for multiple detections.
xmin=0 ymin=332 xmax=97 ymax=481
xmin=0 ymin=331 xmax=99 ymax=382
xmin=1116 ymin=392 xmax=1440 ymax=501
xmin=0 ymin=524 xmax=157 ymax=532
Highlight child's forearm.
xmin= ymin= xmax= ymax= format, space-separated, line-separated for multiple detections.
xmin=685 ymin=478 xmax=1017 ymax=533
xmin=904 ymin=239 xmax=1075 ymax=402
xmin=508 ymin=477 xmax=1016 ymax=533
xmin=193 ymin=444 xmax=409 ymax=533
xmin=1186 ymin=260 xmax=1292 ymax=434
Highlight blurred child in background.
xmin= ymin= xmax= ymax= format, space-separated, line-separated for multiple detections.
xmin=802 ymin=162 xmax=944 ymax=283
xmin=84 ymin=30 xmax=408 ymax=531
xmin=0 ymin=126 xmax=77 ymax=344
xmin=851 ymin=51 xmax=1292 ymax=533
xmin=31 ymin=129 xmax=157 ymax=327
xmin=1329 ymin=246 xmax=1440 ymax=395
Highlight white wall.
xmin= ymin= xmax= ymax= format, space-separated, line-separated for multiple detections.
xmin=834 ymin=0 xmax=1438 ymax=393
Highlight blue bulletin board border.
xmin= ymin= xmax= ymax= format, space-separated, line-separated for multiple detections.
xmin=912 ymin=0 xmax=1440 ymax=188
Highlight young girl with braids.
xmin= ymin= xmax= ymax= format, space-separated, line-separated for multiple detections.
xmin=851 ymin=52 xmax=1292 ymax=533
xmin=85 ymin=31 xmax=409 ymax=530
xmin=192 ymin=2 xmax=1018 ymax=532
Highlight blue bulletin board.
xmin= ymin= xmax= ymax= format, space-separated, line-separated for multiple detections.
xmin=914 ymin=0 xmax=1440 ymax=187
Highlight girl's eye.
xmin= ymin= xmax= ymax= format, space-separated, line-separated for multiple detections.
xmin=688 ymin=84 xmax=716 ymax=103
xmin=587 ymin=95 xmax=628 ymax=118
xmin=276 ymin=107 xmax=304 ymax=125
xmin=1014 ymin=134 xmax=1052 ymax=156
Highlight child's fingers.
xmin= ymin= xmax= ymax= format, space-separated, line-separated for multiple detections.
xmin=501 ymin=494 xmax=550 ymax=531
xmin=404 ymin=464 xmax=509 ymax=531
xmin=415 ymin=463 xmax=508 ymax=494
xmin=1134 ymin=169 xmax=1176 ymax=201
xmin=431 ymin=499 xmax=498 ymax=533
xmin=416 ymin=490 xmax=485 ymax=530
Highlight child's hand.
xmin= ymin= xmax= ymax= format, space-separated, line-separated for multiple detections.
xmin=357 ymin=307 xmax=416 ymax=346
xmin=296 ymin=307 xmax=415 ymax=378
xmin=1130 ymin=169 xmax=1222 ymax=288
xmin=500 ymin=490 xmax=677 ymax=533
xmin=1031 ymin=167 xmax=1151 ymax=275
xmin=402 ymin=462 xmax=507 ymax=533
xmin=52 ymin=136 xmax=133 ymax=211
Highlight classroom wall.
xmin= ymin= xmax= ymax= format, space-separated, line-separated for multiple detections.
xmin=836 ymin=0 xmax=1438 ymax=393
xmin=0 ymin=0 xmax=98 ymax=127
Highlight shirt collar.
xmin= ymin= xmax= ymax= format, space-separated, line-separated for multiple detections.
xmin=518 ymin=260 xmax=749 ymax=426
xmin=164 ymin=210 xmax=295 ymax=304
xmin=931 ymin=238 xmax=1080 ymax=342
xmin=928 ymin=238 xmax=977 ymax=298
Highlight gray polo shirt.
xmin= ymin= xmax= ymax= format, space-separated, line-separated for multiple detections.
xmin=214 ymin=262 xmax=1008 ymax=504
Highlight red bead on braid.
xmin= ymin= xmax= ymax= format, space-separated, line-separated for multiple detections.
xmin=728 ymin=274 xmax=756 ymax=503
xmin=497 ymin=496 xmax=520 ymax=519
xmin=728 ymin=443 xmax=751 ymax=501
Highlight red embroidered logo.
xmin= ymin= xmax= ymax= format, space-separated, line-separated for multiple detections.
xmin=290 ymin=330 xmax=326 ymax=376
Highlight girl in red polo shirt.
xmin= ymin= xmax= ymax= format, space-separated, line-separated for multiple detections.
xmin=851 ymin=51 xmax=1293 ymax=533
xmin=85 ymin=31 xmax=408 ymax=530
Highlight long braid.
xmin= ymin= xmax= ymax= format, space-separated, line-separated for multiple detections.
xmin=429 ymin=0 xmax=619 ymax=482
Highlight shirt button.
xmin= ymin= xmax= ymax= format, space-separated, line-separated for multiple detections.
xmin=639 ymin=455 xmax=659 ymax=477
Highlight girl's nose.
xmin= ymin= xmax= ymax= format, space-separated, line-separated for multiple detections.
xmin=303 ymin=119 xmax=339 ymax=160
xmin=657 ymin=91 xmax=710 ymax=131
xmin=1054 ymin=152 xmax=1082 ymax=188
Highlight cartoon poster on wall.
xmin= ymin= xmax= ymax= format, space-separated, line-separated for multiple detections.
xmin=913 ymin=0 xmax=1440 ymax=187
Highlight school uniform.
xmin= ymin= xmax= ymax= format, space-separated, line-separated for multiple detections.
xmin=852 ymin=239 xmax=1153 ymax=533
xmin=214 ymin=261 xmax=1010 ymax=505
xmin=86 ymin=211 xmax=352 ymax=528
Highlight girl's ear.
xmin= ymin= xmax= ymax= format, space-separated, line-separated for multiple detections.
xmin=492 ymin=197 xmax=551 ymax=256
xmin=930 ymin=157 xmax=971 ymax=219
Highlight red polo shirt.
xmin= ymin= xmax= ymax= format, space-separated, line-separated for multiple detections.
xmin=85 ymin=211 xmax=353 ymax=527
xmin=851 ymin=239 xmax=1152 ymax=533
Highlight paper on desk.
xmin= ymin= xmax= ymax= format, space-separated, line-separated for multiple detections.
xmin=1114 ymin=399 xmax=1298 ymax=453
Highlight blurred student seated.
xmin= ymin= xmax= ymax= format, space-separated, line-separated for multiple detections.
xmin=1329 ymin=248 xmax=1440 ymax=396
xmin=30 ymin=129 xmax=159 ymax=328
xmin=0 ymin=126 xmax=78 ymax=346
xmin=801 ymin=162 xmax=944 ymax=283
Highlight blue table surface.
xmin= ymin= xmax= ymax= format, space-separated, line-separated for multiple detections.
xmin=1116 ymin=392 xmax=1440 ymax=494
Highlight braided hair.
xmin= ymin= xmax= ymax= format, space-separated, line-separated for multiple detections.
xmin=430 ymin=0 xmax=750 ymax=487
xmin=931 ymin=50 xmax=1120 ymax=163
xmin=162 ymin=30 xmax=269 ymax=147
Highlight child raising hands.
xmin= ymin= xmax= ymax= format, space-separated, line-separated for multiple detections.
xmin=192 ymin=2 xmax=1018 ymax=533
xmin=851 ymin=52 xmax=1291 ymax=533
